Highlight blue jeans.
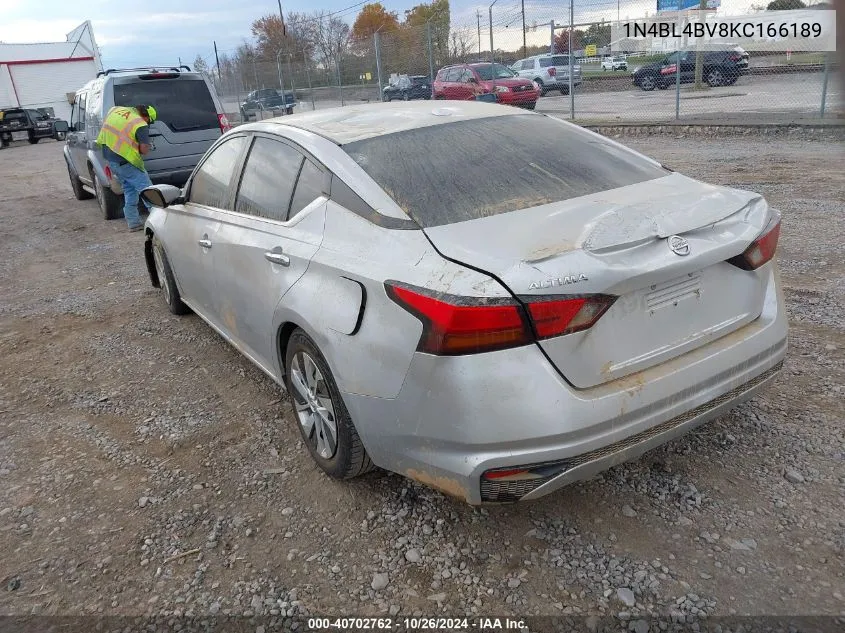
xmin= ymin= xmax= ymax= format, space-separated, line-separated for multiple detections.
xmin=108 ymin=160 xmax=152 ymax=228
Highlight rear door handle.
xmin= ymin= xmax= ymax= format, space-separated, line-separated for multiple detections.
xmin=198 ymin=238 xmax=212 ymax=249
xmin=264 ymin=251 xmax=290 ymax=266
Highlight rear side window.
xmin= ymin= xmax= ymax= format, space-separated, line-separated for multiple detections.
xmin=289 ymin=160 xmax=327 ymax=219
xmin=235 ymin=137 xmax=303 ymax=221
xmin=189 ymin=135 xmax=247 ymax=209
xmin=539 ymin=58 xmax=554 ymax=68
xmin=344 ymin=115 xmax=669 ymax=228
xmin=113 ymin=78 xmax=218 ymax=132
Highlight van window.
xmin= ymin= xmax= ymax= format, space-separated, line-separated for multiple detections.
xmin=113 ymin=78 xmax=218 ymax=132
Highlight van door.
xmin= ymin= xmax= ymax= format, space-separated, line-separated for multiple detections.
xmin=111 ymin=73 xmax=223 ymax=180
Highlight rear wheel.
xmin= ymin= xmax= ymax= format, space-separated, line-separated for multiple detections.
xmin=534 ymin=78 xmax=546 ymax=95
xmin=91 ymin=167 xmax=124 ymax=220
xmin=402 ymin=91 xmax=410 ymax=101
xmin=284 ymin=328 xmax=373 ymax=480
xmin=67 ymin=161 xmax=93 ymax=200
xmin=560 ymin=85 xmax=570 ymax=96
xmin=152 ymin=236 xmax=190 ymax=315
xmin=28 ymin=134 xmax=39 ymax=145
xmin=705 ymin=68 xmax=725 ymax=87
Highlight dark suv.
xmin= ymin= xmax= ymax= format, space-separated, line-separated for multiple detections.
xmin=240 ymin=89 xmax=296 ymax=119
xmin=631 ymin=47 xmax=750 ymax=91
xmin=0 ymin=108 xmax=66 ymax=148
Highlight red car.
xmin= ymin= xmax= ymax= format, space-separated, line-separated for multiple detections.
xmin=432 ymin=63 xmax=540 ymax=109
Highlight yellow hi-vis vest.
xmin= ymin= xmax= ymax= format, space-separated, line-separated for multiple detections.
xmin=95 ymin=106 xmax=148 ymax=171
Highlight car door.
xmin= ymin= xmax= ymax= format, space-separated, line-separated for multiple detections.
xmin=164 ymin=133 xmax=250 ymax=321
xmin=211 ymin=134 xmax=327 ymax=372
xmin=443 ymin=68 xmax=464 ymax=99
xmin=680 ymin=52 xmax=696 ymax=83
xmin=456 ymin=68 xmax=478 ymax=100
xmin=67 ymin=90 xmax=89 ymax=179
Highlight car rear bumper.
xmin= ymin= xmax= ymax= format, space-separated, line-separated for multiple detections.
xmin=343 ymin=263 xmax=788 ymax=505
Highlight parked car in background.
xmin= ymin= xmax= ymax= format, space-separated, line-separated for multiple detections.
xmin=0 ymin=107 xmax=67 ymax=148
xmin=433 ymin=63 xmax=539 ymax=109
xmin=383 ymin=75 xmax=431 ymax=101
xmin=140 ymin=100 xmax=787 ymax=504
xmin=64 ymin=65 xmax=231 ymax=220
xmin=240 ymin=88 xmax=296 ymax=118
xmin=632 ymin=47 xmax=749 ymax=91
xmin=510 ymin=54 xmax=582 ymax=95
xmin=601 ymin=55 xmax=628 ymax=71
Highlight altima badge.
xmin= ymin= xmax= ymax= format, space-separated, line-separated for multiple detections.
xmin=668 ymin=235 xmax=690 ymax=256
xmin=528 ymin=274 xmax=588 ymax=290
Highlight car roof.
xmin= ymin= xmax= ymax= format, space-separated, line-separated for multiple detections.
xmin=244 ymin=101 xmax=523 ymax=145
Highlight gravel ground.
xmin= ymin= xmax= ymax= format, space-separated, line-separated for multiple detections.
xmin=0 ymin=134 xmax=843 ymax=630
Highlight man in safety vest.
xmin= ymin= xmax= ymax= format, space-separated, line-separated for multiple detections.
xmin=95 ymin=104 xmax=157 ymax=232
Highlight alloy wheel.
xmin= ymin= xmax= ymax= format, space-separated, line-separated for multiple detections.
xmin=152 ymin=245 xmax=171 ymax=306
xmin=290 ymin=351 xmax=338 ymax=459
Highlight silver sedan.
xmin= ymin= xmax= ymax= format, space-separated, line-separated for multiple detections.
xmin=141 ymin=101 xmax=788 ymax=504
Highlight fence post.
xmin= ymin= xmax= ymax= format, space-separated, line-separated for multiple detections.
xmin=276 ymin=50 xmax=286 ymax=115
xmin=427 ymin=21 xmax=434 ymax=81
xmin=374 ymin=32 xmax=384 ymax=102
xmin=675 ymin=3 xmax=682 ymax=120
xmin=335 ymin=55 xmax=344 ymax=106
xmin=568 ymin=0 xmax=574 ymax=120
xmin=549 ymin=20 xmax=554 ymax=55
xmin=820 ymin=51 xmax=830 ymax=119
xmin=303 ymin=49 xmax=315 ymax=112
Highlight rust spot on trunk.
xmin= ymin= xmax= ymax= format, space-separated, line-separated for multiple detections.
xmin=406 ymin=468 xmax=468 ymax=501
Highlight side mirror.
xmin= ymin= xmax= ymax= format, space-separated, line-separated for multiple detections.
xmin=467 ymin=77 xmax=478 ymax=84
xmin=53 ymin=120 xmax=69 ymax=133
xmin=141 ymin=184 xmax=183 ymax=209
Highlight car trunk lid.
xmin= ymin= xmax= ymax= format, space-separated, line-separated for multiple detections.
xmin=422 ymin=173 xmax=772 ymax=388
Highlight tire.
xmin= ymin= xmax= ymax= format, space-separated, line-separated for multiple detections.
xmin=284 ymin=328 xmax=374 ymax=480
xmin=657 ymin=83 xmax=669 ymax=90
xmin=705 ymin=68 xmax=724 ymax=87
xmin=28 ymin=134 xmax=40 ymax=145
xmin=151 ymin=236 xmax=190 ymax=315
xmin=639 ymin=75 xmax=657 ymax=91
xmin=560 ymin=85 xmax=570 ymax=96
xmin=67 ymin=161 xmax=94 ymax=201
xmin=525 ymin=102 xmax=536 ymax=110
xmin=402 ymin=91 xmax=409 ymax=101
xmin=534 ymin=78 xmax=546 ymax=95
xmin=91 ymin=167 xmax=124 ymax=220
xmin=386 ymin=95 xmax=392 ymax=102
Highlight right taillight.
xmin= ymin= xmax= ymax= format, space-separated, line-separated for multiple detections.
xmin=384 ymin=281 xmax=615 ymax=356
xmin=548 ymin=67 xmax=556 ymax=77
xmin=218 ymin=113 xmax=232 ymax=133
xmin=728 ymin=212 xmax=781 ymax=271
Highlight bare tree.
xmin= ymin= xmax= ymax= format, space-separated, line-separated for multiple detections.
xmin=449 ymin=27 xmax=473 ymax=63
xmin=311 ymin=11 xmax=351 ymax=72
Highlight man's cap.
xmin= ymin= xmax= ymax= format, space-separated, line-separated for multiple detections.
xmin=145 ymin=105 xmax=157 ymax=122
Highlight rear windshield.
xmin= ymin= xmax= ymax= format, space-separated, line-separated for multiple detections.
xmin=343 ymin=115 xmax=669 ymax=228
xmin=0 ymin=110 xmax=28 ymax=123
xmin=113 ymin=78 xmax=218 ymax=132
xmin=411 ymin=77 xmax=429 ymax=84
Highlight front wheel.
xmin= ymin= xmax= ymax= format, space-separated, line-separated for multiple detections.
xmin=67 ymin=161 xmax=94 ymax=200
xmin=28 ymin=134 xmax=39 ymax=145
xmin=152 ymin=236 xmax=190 ymax=315
xmin=284 ymin=329 xmax=374 ymax=480
xmin=639 ymin=75 xmax=657 ymax=91
xmin=706 ymin=68 xmax=725 ymax=87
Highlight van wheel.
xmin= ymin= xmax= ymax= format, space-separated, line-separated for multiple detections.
xmin=28 ymin=134 xmax=40 ymax=145
xmin=67 ymin=161 xmax=94 ymax=200
xmin=91 ymin=167 xmax=124 ymax=220
xmin=285 ymin=328 xmax=374 ymax=480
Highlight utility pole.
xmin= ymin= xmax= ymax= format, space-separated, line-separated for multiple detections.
xmin=521 ymin=0 xmax=526 ymax=58
xmin=213 ymin=41 xmax=221 ymax=77
xmin=277 ymin=0 xmax=286 ymax=36
xmin=477 ymin=11 xmax=482 ymax=58
xmin=489 ymin=0 xmax=499 ymax=64
xmin=694 ymin=0 xmax=707 ymax=89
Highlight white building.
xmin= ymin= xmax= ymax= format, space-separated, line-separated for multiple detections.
xmin=0 ymin=21 xmax=103 ymax=121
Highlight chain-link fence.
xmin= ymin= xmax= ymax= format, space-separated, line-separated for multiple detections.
xmin=207 ymin=1 xmax=841 ymax=126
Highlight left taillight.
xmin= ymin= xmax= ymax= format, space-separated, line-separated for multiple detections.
xmin=384 ymin=281 xmax=615 ymax=356
xmin=218 ymin=113 xmax=231 ymax=133
xmin=728 ymin=212 xmax=781 ymax=271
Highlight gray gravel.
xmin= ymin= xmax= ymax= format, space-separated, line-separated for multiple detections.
xmin=0 ymin=136 xmax=843 ymax=620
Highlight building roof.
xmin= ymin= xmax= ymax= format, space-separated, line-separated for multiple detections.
xmin=256 ymin=100 xmax=521 ymax=145
xmin=0 ymin=21 xmax=100 ymax=68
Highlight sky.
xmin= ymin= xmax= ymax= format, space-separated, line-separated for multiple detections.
xmin=0 ymin=0 xmax=759 ymax=68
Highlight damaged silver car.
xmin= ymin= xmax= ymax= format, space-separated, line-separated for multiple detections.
xmin=141 ymin=101 xmax=788 ymax=504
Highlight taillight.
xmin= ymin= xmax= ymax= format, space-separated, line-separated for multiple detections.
xmin=548 ymin=67 xmax=556 ymax=77
xmin=385 ymin=281 xmax=615 ymax=356
xmin=385 ymin=282 xmax=530 ymax=355
xmin=661 ymin=64 xmax=677 ymax=75
xmin=104 ymin=165 xmax=113 ymax=180
xmin=218 ymin=113 xmax=232 ymax=133
xmin=728 ymin=213 xmax=781 ymax=271
xmin=525 ymin=295 xmax=616 ymax=339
